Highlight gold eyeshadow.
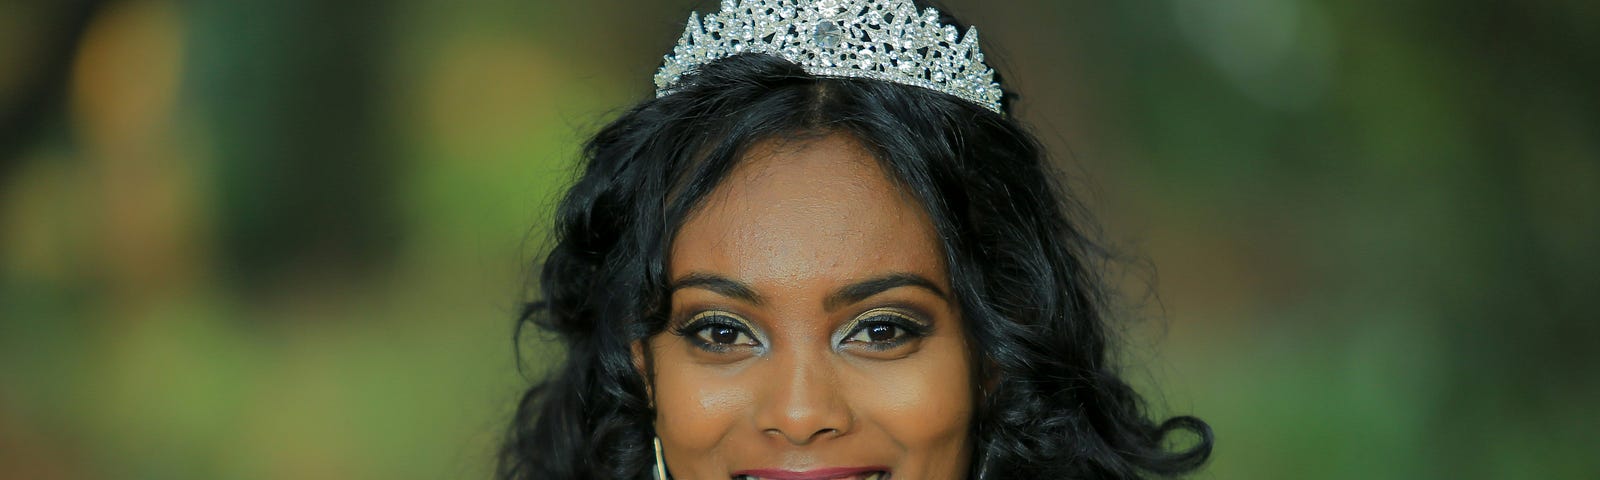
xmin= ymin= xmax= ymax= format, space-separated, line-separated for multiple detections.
xmin=672 ymin=310 xmax=763 ymax=352
xmin=837 ymin=307 xmax=934 ymax=349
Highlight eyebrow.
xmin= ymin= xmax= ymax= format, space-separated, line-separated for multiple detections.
xmin=824 ymin=273 xmax=948 ymax=311
xmin=669 ymin=272 xmax=765 ymax=305
xmin=667 ymin=272 xmax=949 ymax=311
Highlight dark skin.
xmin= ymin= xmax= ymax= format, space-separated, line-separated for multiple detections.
xmin=636 ymin=133 xmax=976 ymax=480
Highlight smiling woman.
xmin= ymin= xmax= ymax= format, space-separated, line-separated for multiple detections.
xmin=652 ymin=135 xmax=975 ymax=479
xmin=499 ymin=1 xmax=1211 ymax=479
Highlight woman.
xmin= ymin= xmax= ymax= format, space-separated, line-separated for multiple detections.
xmin=500 ymin=0 xmax=1212 ymax=478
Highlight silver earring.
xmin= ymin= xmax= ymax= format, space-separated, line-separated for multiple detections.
xmin=653 ymin=436 xmax=668 ymax=480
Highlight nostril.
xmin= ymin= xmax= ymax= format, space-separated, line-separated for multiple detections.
xmin=761 ymin=425 xmax=843 ymax=444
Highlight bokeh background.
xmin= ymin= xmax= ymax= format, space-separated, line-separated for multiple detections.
xmin=3 ymin=0 xmax=1597 ymax=478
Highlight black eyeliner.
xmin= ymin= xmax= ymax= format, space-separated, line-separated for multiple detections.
xmin=841 ymin=308 xmax=934 ymax=351
xmin=670 ymin=311 xmax=761 ymax=353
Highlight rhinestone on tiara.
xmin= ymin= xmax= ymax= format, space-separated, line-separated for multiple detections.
xmin=654 ymin=0 xmax=1005 ymax=115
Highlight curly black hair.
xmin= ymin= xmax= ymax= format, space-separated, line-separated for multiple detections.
xmin=499 ymin=14 xmax=1212 ymax=479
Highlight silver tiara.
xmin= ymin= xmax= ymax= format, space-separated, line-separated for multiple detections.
xmin=654 ymin=0 xmax=1004 ymax=115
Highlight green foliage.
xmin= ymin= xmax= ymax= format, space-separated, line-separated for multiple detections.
xmin=1 ymin=0 xmax=1595 ymax=478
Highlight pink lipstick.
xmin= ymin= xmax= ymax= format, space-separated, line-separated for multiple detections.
xmin=730 ymin=466 xmax=890 ymax=480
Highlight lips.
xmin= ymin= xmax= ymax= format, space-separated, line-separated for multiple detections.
xmin=730 ymin=467 xmax=889 ymax=480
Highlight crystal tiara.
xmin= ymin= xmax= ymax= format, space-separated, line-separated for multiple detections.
xmin=654 ymin=0 xmax=1005 ymax=115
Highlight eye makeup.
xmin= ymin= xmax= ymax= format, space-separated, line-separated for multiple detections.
xmin=836 ymin=307 xmax=934 ymax=352
xmin=670 ymin=310 xmax=763 ymax=354
xmin=668 ymin=302 xmax=938 ymax=357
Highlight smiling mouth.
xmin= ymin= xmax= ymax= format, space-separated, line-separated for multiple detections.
xmin=732 ymin=471 xmax=888 ymax=480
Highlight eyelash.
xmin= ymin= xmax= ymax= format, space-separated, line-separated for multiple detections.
xmin=670 ymin=312 xmax=759 ymax=353
xmin=670 ymin=308 xmax=933 ymax=353
xmin=841 ymin=309 xmax=933 ymax=351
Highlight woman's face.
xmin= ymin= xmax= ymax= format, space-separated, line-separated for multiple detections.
xmin=644 ymin=133 xmax=975 ymax=480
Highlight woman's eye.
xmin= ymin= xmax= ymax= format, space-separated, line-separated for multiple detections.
xmin=842 ymin=309 xmax=929 ymax=348
xmin=695 ymin=324 xmax=757 ymax=346
xmin=845 ymin=322 xmax=906 ymax=344
xmin=672 ymin=311 xmax=763 ymax=354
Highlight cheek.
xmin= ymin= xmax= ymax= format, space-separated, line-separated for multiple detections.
xmin=851 ymin=335 xmax=975 ymax=453
xmin=649 ymin=341 xmax=753 ymax=457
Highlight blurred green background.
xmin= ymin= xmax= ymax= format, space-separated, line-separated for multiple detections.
xmin=2 ymin=0 xmax=1596 ymax=478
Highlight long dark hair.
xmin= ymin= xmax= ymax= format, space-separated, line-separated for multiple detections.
xmin=499 ymin=26 xmax=1212 ymax=480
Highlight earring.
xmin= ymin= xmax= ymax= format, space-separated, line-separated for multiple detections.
xmin=653 ymin=436 xmax=668 ymax=480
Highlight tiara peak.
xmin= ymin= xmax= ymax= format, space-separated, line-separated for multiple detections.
xmin=654 ymin=0 xmax=1005 ymax=115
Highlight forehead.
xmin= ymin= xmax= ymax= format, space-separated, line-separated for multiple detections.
xmin=670 ymin=133 xmax=946 ymax=291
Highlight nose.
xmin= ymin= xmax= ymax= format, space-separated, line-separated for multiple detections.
xmin=754 ymin=348 xmax=853 ymax=445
